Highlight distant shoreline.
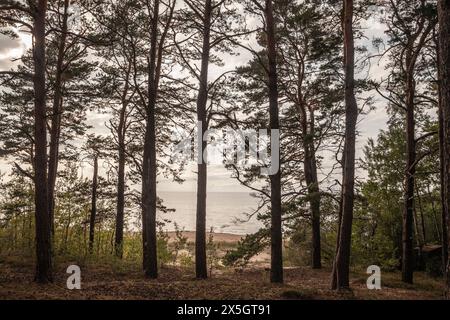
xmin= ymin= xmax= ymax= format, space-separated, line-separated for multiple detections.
xmin=159 ymin=191 xmax=255 ymax=194
xmin=166 ymin=231 xmax=243 ymax=243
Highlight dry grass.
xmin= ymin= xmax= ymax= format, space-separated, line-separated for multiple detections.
xmin=0 ymin=254 xmax=445 ymax=300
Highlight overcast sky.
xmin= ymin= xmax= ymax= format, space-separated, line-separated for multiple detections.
xmin=0 ymin=13 xmax=391 ymax=193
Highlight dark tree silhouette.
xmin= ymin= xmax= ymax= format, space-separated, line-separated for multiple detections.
xmin=264 ymin=0 xmax=283 ymax=283
xmin=142 ymin=0 xmax=177 ymax=278
xmin=85 ymin=135 xmax=105 ymax=254
xmin=193 ymin=0 xmax=212 ymax=279
xmin=438 ymin=0 xmax=450 ymax=293
xmin=331 ymin=0 xmax=357 ymax=290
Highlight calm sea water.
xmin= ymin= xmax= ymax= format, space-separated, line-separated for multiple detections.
xmin=157 ymin=192 xmax=263 ymax=235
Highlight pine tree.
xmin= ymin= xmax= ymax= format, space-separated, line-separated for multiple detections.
xmin=437 ymin=0 xmax=450 ymax=293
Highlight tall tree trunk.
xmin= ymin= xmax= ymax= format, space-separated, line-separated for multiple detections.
xmin=309 ymin=156 xmax=321 ymax=269
xmin=142 ymin=0 xmax=160 ymax=278
xmin=439 ymin=90 xmax=449 ymax=271
xmin=436 ymin=26 xmax=449 ymax=278
xmin=438 ymin=0 xmax=450 ymax=293
xmin=33 ymin=0 xmax=52 ymax=283
xmin=88 ymin=155 xmax=98 ymax=254
xmin=299 ymin=102 xmax=321 ymax=269
xmin=399 ymin=7 xmax=435 ymax=284
xmin=402 ymin=50 xmax=416 ymax=284
xmin=304 ymin=145 xmax=322 ymax=269
xmin=48 ymin=0 xmax=69 ymax=236
xmin=114 ymin=98 xmax=128 ymax=258
xmin=195 ymin=0 xmax=212 ymax=280
xmin=265 ymin=0 xmax=283 ymax=283
xmin=305 ymin=125 xmax=321 ymax=269
xmin=332 ymin=0 xmax=357 ymax=290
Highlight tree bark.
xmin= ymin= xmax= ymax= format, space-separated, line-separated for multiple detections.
xmin=33 ymin=0 xmax=53 ymax=283
xmin=142 ymin=0 xmax=160 ymax=278
xmin=331 ymin=197 xmax=343 ymax=289
xmin=265 ymin=0 xmax=283 ymax=283
xmin=195 ymin=0 xmax=212 ymax=280
xmin=296 ymin=61 xmax=321 ymax=269
xmin=303 ymin=116 xmax=321 ymax=269
xmin=438 ymin=0 xmax=450 ymax=294
xmin=416 ymin=187 xmax=427 ymax=244
xmin=114 ymin=110 xmax=126 ymax=258
xmin=308 ymin=151 xmax=321 ymax=269
xmin=88 ymin=154 xmax=98 ymax=254
xmin=332 ymin=0 xmax=357 ymax=290
xmin=48 ymin=0 xmax=70 ymax=236
xmin=298 ymin=101 xmax=321 ymax=268
xmin=114 ymin=74 xmax=130 ymax=258
xmin=438 ymin=68 xmax=449 ymax=272
xmin=402 ymin=40 xmax=417 ymax=284
xmin=398 ymin=5 xmax=435 ymax=284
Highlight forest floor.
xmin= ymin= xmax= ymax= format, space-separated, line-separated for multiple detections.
xmin=0 ymin=252 xmax=446 ymax=300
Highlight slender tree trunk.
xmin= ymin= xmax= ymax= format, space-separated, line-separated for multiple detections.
xmin=195 ymin=149 xmax=208 ymax=279
xmin=62 ymin=207 xmax=71 ymax=253
xmin=413 ymin=206 xmax=422 ymax=248
xmin=439 ymin=103 xmax=448 ymax=269
xmin=438 ymin=0 xmax=450 ymax=294
xmin=331 ymin=178 xmax=344 ymax=289
xmin=412 ymin=206 xmax=423 ymax=268
xmin=332 ymin=0 xmax=358 ymax=290
xmin=305 ymin=130 xmax=321 ymax=269
xmin=28 ymin=203 xmax=33 ymax=250
xmin=142 ymin=0 xmax=160 ymax=278
xmin=33 ymin=0 xmax=52 ymax=283
xmin=402 ymin=51 xmax=416 ymax=283
xmin=425 ymin=184 xmax=441 ymax=241
xmin=296 ymin=63 xmax=321 ymax=269
xmin=195 ymin=0 xmax=212 ymax=279
xmin=48 ymin=0 xmax=69 ymax=236
xmin=88 ymin=155 xmax=98 ymax=254
xmin=431 ymin=202 xmax=441 ymax=242
xmin=114 ymin=61 xmax=132 ymax=259
xmin=398 ymin=10 xmax=435 ymax=285
xmin=265 ymin=0 xmax=283 ymax=283
xmin=439 ymin=89 xmax=450 ymax=270
xmin=416 ymin=187 xmax=427 ymax=244
xmin=114 ymin=105 xmax=127 ymax=258
xmin=299 ymin=103 xmax=321 ymax=269
xmin=436 ymin=27 xmax=449 ymax=277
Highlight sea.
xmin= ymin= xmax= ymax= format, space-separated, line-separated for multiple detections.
xmin=157 ymin=192 xmax=263 ymax=235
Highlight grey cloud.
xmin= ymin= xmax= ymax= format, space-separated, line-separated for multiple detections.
xmin=0 ymin=34 xmax=22 ymax=55
xmin=0 ymin=34 xmax=24 ymax=71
